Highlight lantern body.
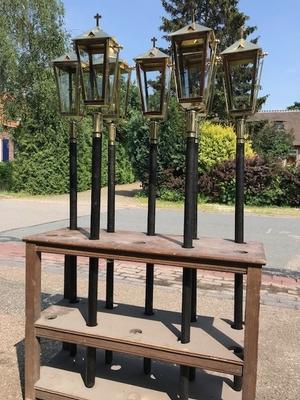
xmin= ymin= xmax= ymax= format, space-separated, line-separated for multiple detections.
xmin=169 ymin=23 xmax=217 ymax=112
xmin=221 ymin=39 xmax=264 ymax=117
xmin=135 ymin=47 xmax=171 ymax=120
xmin=53 ymin=53 xmax=82 ymax=116
xmin=73 ymin=27 xmax=120 ymax=107
xmin=104 ymin=59 xmax=132 ymax=120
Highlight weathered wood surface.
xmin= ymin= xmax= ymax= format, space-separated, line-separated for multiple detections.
xmin=25 ymin=244 xmax=41 ymax=400
xmin=35 ymin=301 xmax=243 ymax=376
xmin=35 ymin=350 xmax=242 ymax=400
xmin=24 ymin=228 xmax=266 ymax=273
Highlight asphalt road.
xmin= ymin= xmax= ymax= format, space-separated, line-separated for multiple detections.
xmin=1 ymin=207 xmax=300 ymax=273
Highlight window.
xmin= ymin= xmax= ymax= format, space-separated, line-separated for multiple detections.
xmin=274 ymin=121 xmax=285 ymax=130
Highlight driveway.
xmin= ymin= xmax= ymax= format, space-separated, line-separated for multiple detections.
xmin=0 ymin=183 xmax=300 ymax=273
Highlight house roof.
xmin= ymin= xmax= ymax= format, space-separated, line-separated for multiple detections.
xmin=249 ymin=110 xmax=300 ymax=146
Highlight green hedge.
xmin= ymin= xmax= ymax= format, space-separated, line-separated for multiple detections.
xmin=199 ymin=157 xmax=300 ymax=207
xmin=0 ymin=161 xmax=13 ymax=191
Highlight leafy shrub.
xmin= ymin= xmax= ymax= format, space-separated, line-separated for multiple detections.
xmin=159 ymin=188 xmax=184 ymax=202
xmin=199 ymin=121 xmax=255 ymax=172
xmin=199 ymin=157 xmax=300 ymax=207
xmin=249 ymin=121 xmax=294 ymax=162
xmin=0 ymin=161 xmax=13 ymax=191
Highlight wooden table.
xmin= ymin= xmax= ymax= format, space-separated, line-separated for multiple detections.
xmin=24 ymin=228 xmax=266 ymax=400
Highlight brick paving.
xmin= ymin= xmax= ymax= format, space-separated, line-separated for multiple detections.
xmin=1 ymin=241 xmax=299 ymax=310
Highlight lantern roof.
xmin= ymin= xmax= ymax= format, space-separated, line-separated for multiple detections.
xmin=221 ymin=38 xmax=262 ymax=55
xmin=52 ymin=52 xmax=78 ymax=64
xmin=169 ymin=22 xmax=212 ymax=37
xmin=134 ymin=47 xmax=170 ymax=61
xmin=73 ymin=26 xmax=119 ymax=47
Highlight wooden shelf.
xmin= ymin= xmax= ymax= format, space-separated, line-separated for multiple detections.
xmin=35 ymin=350 xmax=242 ymax=400
xmin=24 ymin=228 xmax=266 ymax=273
xmin=25 ymin=229 xmax=264 ymax=400
xmin=35 ymin=300 xmax=243 ymax=376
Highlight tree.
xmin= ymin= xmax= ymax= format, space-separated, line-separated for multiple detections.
xmin=249 ymin=122 xmax=294 ymax=163
xmin=160 ymin=0 xmax=267 ymax=118
xmin=0 ymin=1 xmax=135 ymax=194
xmin=287 ymin=102 xmax=300 ymax=110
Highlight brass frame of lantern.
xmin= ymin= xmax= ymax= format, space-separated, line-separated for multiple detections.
xmin=135 ymin=47 xmax=172 ymax=121
xmin=221 ymin=41 xmax=265 ymax=118
xmin=53 ymin=53 xmax=83 ymax=117
xmin=73 ymin=28 xmax=121 ymax=108
xmin=103 ymin=58 xmax=133 ymax=121
xmin=169 ymin=24 xmax=219 ymax=113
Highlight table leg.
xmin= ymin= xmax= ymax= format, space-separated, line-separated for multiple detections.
xmin=242 ymin=267 xmax=262 ymax=400
xmin=25 ymin=244 xmax=41 ymax=400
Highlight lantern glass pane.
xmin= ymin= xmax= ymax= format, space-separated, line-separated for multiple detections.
xmin=176 ymin=38 xmax=206 ymax=99
xmin=118 ymin=68 xmax=130 ymax=117
xmin=139 ymin=66 xmax=163 ymax=113
xmin=56 ymin=67 xmax=77 ymax=114
xmin=228 ymin=59 xmax=255 ymax=111
xmin=78 ymin=44 xmax=106 ymax=102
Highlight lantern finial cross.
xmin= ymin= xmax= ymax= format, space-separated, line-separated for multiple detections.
xmin=240 ymin=25 xmax=246 ymax=40
xmin=192 ymin=9 xmax=196 ymax=25
xmin=94 ymin=13 xmax=102 ymax=27
xmin=151 ymin=37 xmax=157 ymax=48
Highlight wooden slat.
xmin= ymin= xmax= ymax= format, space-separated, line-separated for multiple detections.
xmin=35 ymin=350 xmax=242 ymax=400
xmin=25 ymin=244 xmax=41 ymax=400
xmin=242 ymin=267 xmax=262 ymax=400
xmin=35 ymin=301 xmax=244 ymax=376
xmin=24 ymin=228 xmax=266 ymax=272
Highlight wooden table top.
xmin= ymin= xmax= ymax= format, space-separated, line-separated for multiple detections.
xmin=24 ymin=228 xmax=266 ymax=271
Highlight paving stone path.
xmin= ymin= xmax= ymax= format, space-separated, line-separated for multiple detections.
xmin=1 ymin=242 xmax=299 ymax=311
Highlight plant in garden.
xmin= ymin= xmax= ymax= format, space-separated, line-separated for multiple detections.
xmin=287 ymin=102 xmax=300 ymax=110
xmin=249 ymin=122 xmax=294 ymax=163
xmin=199 ymin=121 xmax=254 ymax=172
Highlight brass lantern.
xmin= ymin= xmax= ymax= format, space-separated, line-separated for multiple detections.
xmin=134 ymin=39 xmax=172 ymax=120
xmin=73 ymin=15 xmax=121 ymax=108
xmin=169 ymin=22 xmax=218 ymax=112
xmin=104 ymin=57 xmax=132 ymax=120
xmin=53 ymin=52 xmax=82 ymax=116
xmin=221 ymin=35 xmax=265 ymax=118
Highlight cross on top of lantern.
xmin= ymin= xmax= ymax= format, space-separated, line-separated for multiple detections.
xmin=53 ymin=11 xmax=266 ymax=122
xmin=134 ymin=38 xmax=172 ymax=120
xmin=53 ymin=13 xmax=132 ymax=122
xmin=73 ymin=16 xmax=121 ymax=108
xmin=221 ymin=27 xmax=267 ymax=118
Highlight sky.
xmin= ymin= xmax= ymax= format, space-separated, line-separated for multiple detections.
xmin=63 ymin=0 xmax=300 ymax=111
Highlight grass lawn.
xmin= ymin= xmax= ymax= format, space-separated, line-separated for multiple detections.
xmin=1 ymin=188 xmax=300 ymax=217
xmin=136 ymin=195 xmax=300 ymax=217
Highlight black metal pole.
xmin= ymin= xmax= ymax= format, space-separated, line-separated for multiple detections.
xmin=105 ymin=122 xmax=116 ymax=366
xmin=144 ymin=121 xmax=159 ymax=375
xmin=233 ymin=118 xmax=245 ymax=391
xmin=84 ymin=113 xmax=102 ymax=389
xmin=63 ymin=121 xmax=78 ymax=355
xmin=180 ymin=110 xmax=197 ymax=399
xmin=106 ymin=122 xmax=116 ymax=308
xmin=233 ymin=118 xmax=245 ymax=331
xmin=191 ymin=135 xmax=199 ymax=325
